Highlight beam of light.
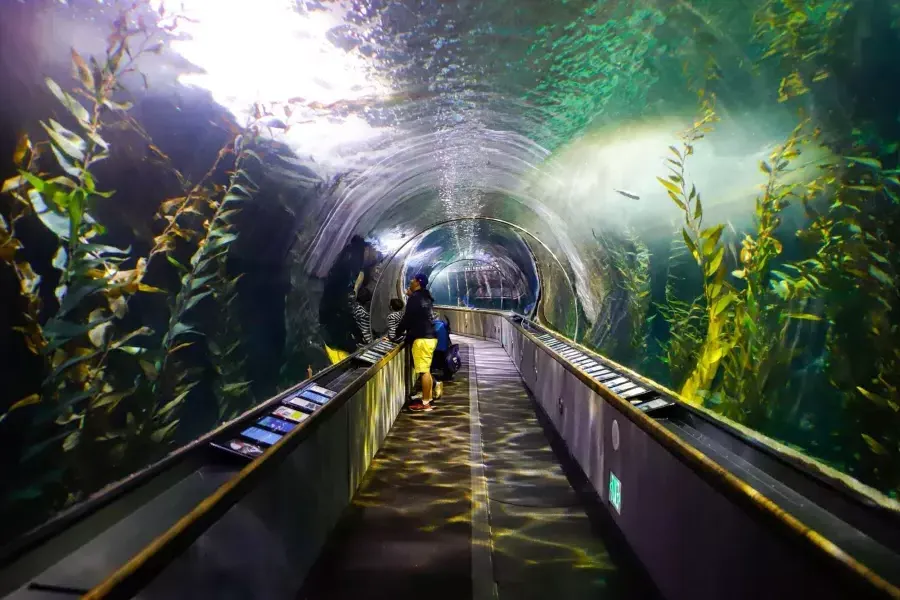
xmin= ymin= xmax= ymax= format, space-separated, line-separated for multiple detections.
xmin=158 ymin=0 xmax=390 ymax=167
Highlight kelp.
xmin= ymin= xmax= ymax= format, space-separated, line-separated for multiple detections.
xmin=717 ymin=123 xmax=824 ymax=426
xmin=1 ymin=5 xmax=172 ymax=497
xmin=749 ymin=0 xmax=900 ymax=494
xmin=753 ymin=0 xmax=851 ymax=102
xmin=647 ymin=0 xmax=900 ymax=495
xmin=792 ymin=151 xmax=900 ymax=492
xmin=281 ymin=238 xmax=326 ymax=387
xmin=658 ymin=94 xmax=735 ymax=404
xmin=0 ymin=1 xmax=263 ymax=529
xmin=656 ymin=232 xmax=708 ymax=389
xmin=591 ymin=227 xmax=652 ymax=361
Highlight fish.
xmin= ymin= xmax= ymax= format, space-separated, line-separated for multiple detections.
xmin=613 ymin=189 xmax=640 ymax=200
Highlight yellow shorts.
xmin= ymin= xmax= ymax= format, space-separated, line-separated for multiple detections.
xmin=325 ymin=345 xmax=351 ymax=365
xmin=411 ymin=338 xmax=438 ymax=374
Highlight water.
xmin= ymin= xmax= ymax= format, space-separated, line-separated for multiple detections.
xmin=1 ymin=0 xmax=899 ymax=543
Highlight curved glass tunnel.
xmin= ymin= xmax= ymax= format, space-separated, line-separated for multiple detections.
xmin=369 ymin=218 xmax=566 ymax=335
xmin=1 ymin=0 xmax=899 ymax=545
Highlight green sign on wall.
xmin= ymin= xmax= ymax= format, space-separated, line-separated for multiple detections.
xmin=609 ymin=471 xmax=622 ymax=514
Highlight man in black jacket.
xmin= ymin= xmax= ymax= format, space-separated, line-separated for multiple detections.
xmin=392 ymin=273 xmax=437 ymax=412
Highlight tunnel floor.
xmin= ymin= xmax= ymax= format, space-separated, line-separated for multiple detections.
xmin=299 ymin=337 xmax=656 ymax=600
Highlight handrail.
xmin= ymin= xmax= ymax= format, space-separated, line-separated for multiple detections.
xmin=81 ymin=342 xmax=403 ymax=600
xmin=438 ymin=306 xmax=900 ymax=598
xmin=65 ymin=307 xmax=900 ymax=599
xmin=513 ymin=312 xmax=900 ymax=518
xmin=442 ymin=306 xmax=900 ymax=516
xmin=0 ymin=343 xmax=360 ymax=569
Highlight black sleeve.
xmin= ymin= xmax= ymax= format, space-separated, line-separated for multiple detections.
xmin=391 ymin=306 xmax=410 ymax=342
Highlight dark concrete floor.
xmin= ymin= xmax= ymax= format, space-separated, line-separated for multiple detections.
xmin=299 ymin=337 xmax=655 ymax=600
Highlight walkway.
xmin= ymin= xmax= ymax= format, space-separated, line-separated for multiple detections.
xmin=299 ymin=337 xmax=656 ymax=600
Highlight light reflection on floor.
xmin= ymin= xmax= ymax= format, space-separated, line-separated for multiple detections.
xmin=300 ymin=338 xmax=651 ymax=600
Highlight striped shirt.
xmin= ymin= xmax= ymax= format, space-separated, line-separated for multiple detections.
xmin=386 ymin=311 xmax=403 ymax=340
xmin=353 ymin=303 xmax=373 ymax=345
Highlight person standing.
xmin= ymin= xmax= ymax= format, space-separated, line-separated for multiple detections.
xmin=431 ymin=315 xmax=452 ymax=382
xmin=391 ymin=273 xmax=437 ymax=412
xmin=386 ymin=298 xmax=404 ymax=340
xmin=319 ymin=237 xmax=378 ymax=364
xmin=353 ymin=287 xmax=374 ymax=345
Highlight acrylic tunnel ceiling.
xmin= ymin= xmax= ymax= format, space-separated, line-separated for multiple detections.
xmin=397 ymin=221 xmax=540 ymax=302
xmin=4 ymin=0 xmax=816 ymax=323
xmin=368 ymin=218 xmax=551 ymax=331
xmin=2 ymin=0 xmax=835 ymax=340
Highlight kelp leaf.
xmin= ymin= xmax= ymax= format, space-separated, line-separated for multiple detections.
xmin=184 ymin=290 xmax=212 ymax=312
xmin=88 ymin=321 xmax=112 ymax=348
xmin=140 ymin=360 xmax=159 ymax=380
xmin=166 ymin=255 xmax=188 ymax=273
xmin=681 ymin=229 xmax=698 ymax=261
xmin=19 ymin=170 xmax=47 ymax=193
xmin=58 ymin=280 xmax=106 ymax=317
xmin=845 ymin=156 xmax=882 ymax=170
xmin=657 ymin=176 xmax=682 ymax=198
xmin=169 ymin=342 xmax=194 ymax=354
xmin=221 ymin=193 xmax=245 ymax=206
xmin=50 ymin=144 xmax=82 ymax=179
xmin=44 ymin=315 xmax=111 ymax=347
xmin=156 ymin=383 xmax=197 ymax=417
xmin=62 ymin=430 xmax=81 ymax=452
xmin=707 ymin=346 xmax=725 ymax=364
xmin=868 ymin=265 xmax=893 ymax=286
xmin=857 ymin=386 xmax=889 ymax=408
xmin=41 ymin=119 xmax=86 ymax=161
xmin=47 ymin=350 xmax=100 ymax=381
xmin=186 ymin=274 xmax=215 ymax=290
xmin=706 ymin=246 xmax=724 ymax=276
xmin=67 ymin=189 xmax=85 ymax=241
xmin=108 ymin=326 xmax=152 ymax=350
xmin=13 ymin=133 xmax=31 ymax=166
xmin=172 ymin=322 xmax=198 ymax=339
xmin=785 ymin=313 xmax=822 ymax=321
xmin=861 ymin=434 xmax=888 ymax=456
xmin=207 ymin=232 xmax=238 ymax=251
xmin=115 ymin=346 xmax=146 ymax=355
xmin=8 ymin=393 xmax=41 ymax=412
xmin=82 ymin=242 xmax=131 ymax=256
xmin=222 ymin=381 xmax=252 ymax=396
xmin=712 ymin=293 xmax=734 ymax=317
xmin=109 ymin=295 xmax=127 ymax=318
xmin=93 ymin=391 xmax=130 ymax=411
xmin=46 ymin=78 xmax=90 ymax=125
xmin=2 ymin=175 xmax=26 ymax=193
xmin=701 ymin=223 xmax=725 ymax=244
xmin=151 ymin=420 xmax=179 ymax=443
xmin=52 ymin=246 xmax=67 ymax=271
xmin=71 ymin=49 xmax=94 ymax=90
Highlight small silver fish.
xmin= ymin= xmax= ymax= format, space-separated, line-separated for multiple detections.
xmin=613 ymin=189 xmax=640 ymax=200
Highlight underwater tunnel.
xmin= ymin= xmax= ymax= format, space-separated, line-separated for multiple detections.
xmin=2 ymin=0 xmax=900 ymax=599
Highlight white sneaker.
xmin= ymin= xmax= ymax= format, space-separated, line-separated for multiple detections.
xmin=410 ymin=392 xmax=423 ymax=401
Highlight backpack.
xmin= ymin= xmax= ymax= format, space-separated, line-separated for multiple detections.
xmin=446 ymin=344 xmax=461 ymax=374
